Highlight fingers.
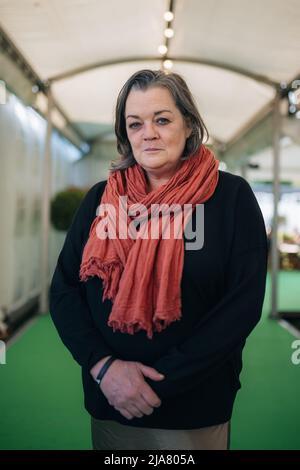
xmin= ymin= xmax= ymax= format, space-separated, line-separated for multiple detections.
xmin=115 ymin=406 xmax=134 ymax=420
xmin=115 ymin=395 xmax=156 ymax=420
xmin=127 ymin=403 xmax=144 ymax=418
xmin=141 ymin=383 xmax=162 ymax=408
xmin=115 ymin=404 xmax=143 ymax=420
xmin=139 ymin=395 xmax=156 ymax=415
xmin=138 ymin=363 xmax=165 ymax=381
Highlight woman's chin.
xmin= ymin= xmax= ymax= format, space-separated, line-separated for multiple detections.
xmin=140 ymin=157 xmax=167 ymax=169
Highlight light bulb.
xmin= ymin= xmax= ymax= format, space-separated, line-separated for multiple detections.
xmin=163 ymin=59 xmax=173 ymax=70
xmin=164 ymin=28 xmax=174 ymax=38
xmin=158 ymin=45 xmax=168 ymax=55
xmin=164 ymin=11 xmax=174 ymax=22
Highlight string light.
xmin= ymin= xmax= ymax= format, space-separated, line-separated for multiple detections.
xmin=158 ymin=44 xmax=168 ymax=55
xmin=159 ymin=7 xmax=175 ymax=71
xmin=164 ymin=11 xmax=174 ymax=22
xmin=163 ymin=59 xmax=173 ymax=70
xmin=164 ymin=28 xmax=174 ymax=38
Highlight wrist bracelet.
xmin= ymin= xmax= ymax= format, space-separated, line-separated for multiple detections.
xmin=95 ymin=356 xmax=116 ymax=385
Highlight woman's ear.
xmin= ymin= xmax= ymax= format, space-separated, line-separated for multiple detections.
xmin=185 ymin=118 xmax=192 ymax=139
xmin=186 ymin=125 xmax=192 ymax=139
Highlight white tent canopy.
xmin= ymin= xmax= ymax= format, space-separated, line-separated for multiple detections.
xmin=0 ymin=0 xmax=299 ymax=145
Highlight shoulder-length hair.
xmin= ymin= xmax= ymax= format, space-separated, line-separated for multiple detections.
xmin=111 ymin=69 xmax=209 ymax=171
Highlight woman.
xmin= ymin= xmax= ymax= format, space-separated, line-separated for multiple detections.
xmin=50 ymin=69 xmax=267 ymax=450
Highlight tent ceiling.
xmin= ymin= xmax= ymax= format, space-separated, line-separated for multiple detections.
xmin=170 ymin=0 xmax=300 ymax=84
xmin=0 ymin=0 xmax=299 ymax=146
xmin=51 ymin=61 xmax=274 ymax=142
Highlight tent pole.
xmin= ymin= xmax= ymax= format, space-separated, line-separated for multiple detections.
xmin=241 ymin=162 xmax=247 ymax=179
xmin=270 ymin=91 xmax=281 ymax=318
xmin=39 ymin=84 xmax=53 ymax=314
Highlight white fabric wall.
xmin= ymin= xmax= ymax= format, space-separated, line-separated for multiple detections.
xmin=0 ymin=91 xmax=81 ymax=316
xmin=72 ymin=140 xmax=117 ymax=188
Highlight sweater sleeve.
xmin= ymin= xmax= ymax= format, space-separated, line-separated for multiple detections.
xmin=49 ymin=181 xmax=113 ymax=371
xmin=149 ymin=178 xmax=268 ymax=398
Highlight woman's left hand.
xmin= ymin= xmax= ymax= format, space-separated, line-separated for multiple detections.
xmin=99 ymin=359 xmax=165 ymax=420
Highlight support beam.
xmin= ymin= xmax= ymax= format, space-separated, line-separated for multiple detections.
xmin=48 ymin=56 xmax=278 ymax=88
xmin=270 ymin=91 xmax=281 ymax=318
xmin=240 ymin=163 xmax=247 ymax=180
xmin=39 ymin=86 xmax=53 ymax=315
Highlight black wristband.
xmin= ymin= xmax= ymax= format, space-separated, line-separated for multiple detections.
xmin=95 ymin=356 xmax=116 ymax=385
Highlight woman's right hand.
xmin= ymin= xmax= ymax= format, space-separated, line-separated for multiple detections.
xmin=98 ymin=359 xmax=165 ymax=420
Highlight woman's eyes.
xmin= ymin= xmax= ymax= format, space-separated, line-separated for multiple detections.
xmin=128 ymin=118 xmax=170 ymax=129
xmin=157 ymin=118 xmax=170 ymax=125
xmin=128 ymin=122 xmax=141 ymax=129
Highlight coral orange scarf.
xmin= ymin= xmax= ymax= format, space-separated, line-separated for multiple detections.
xmin=80 ymin=145 xmax=219 ymax=338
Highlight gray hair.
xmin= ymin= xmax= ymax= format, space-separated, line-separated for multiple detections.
xmin=111 ymin=69 xmax=209 ymax=171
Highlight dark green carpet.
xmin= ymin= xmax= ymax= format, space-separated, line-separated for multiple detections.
xmin=0 ymin=272 xmax=299 ymax=449
xmin=231 ymin=272 xmax=300 ymax=450
xmin=0 ymin=318 xmax=90 ymax=450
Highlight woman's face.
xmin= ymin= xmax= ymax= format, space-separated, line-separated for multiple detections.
xmin=125 ymin=86 xmax=191 ymax=176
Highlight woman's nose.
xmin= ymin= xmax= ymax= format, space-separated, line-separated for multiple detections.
xmin=143 ymin=122 xmax=158 ymax=139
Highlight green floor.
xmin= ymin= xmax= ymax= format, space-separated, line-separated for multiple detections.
xmin=0 ymin=272 xmax=299 ymax=450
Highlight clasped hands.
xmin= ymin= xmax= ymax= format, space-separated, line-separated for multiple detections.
xmin=91 ymin=358 xmax=164 ymax=420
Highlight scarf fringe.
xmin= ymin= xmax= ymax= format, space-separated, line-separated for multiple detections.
xmin=80 ymin=257 xmax=123 ymax=301
xmin=108 ymin=311 xmax=182 ymax=339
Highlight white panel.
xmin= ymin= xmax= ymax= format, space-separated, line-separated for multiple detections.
xmin=53 ymin=61 xmax=161 ymax=124
xmin=0 ymin=93 xmax=18 ymax=308
xmin=72 ymin=140 xmax=117 ymax=188
xmin=0 ymin=90 xmax=81 ymax=315
xmin=0 ymin=0 xmax=167 ymax=79
xmin=173 ymin=62 xmax=275 ymax=142
xmin=171 ymin=0 xmax=300 ymax=82
xmin=52 ymin=61 xmax=161 ymax=139
xmin=52 ymin=60 xmax=275 ymax=142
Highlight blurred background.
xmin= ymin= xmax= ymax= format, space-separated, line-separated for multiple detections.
xmin=0 ymin=0 xmax=300 ymax=450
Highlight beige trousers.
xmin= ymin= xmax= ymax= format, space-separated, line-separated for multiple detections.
xmin=91 ymin=417 xmax=230 ymax=450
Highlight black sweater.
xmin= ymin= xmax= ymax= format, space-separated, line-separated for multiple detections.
xmin=49 ymin=170 xmax=268 ymax=429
